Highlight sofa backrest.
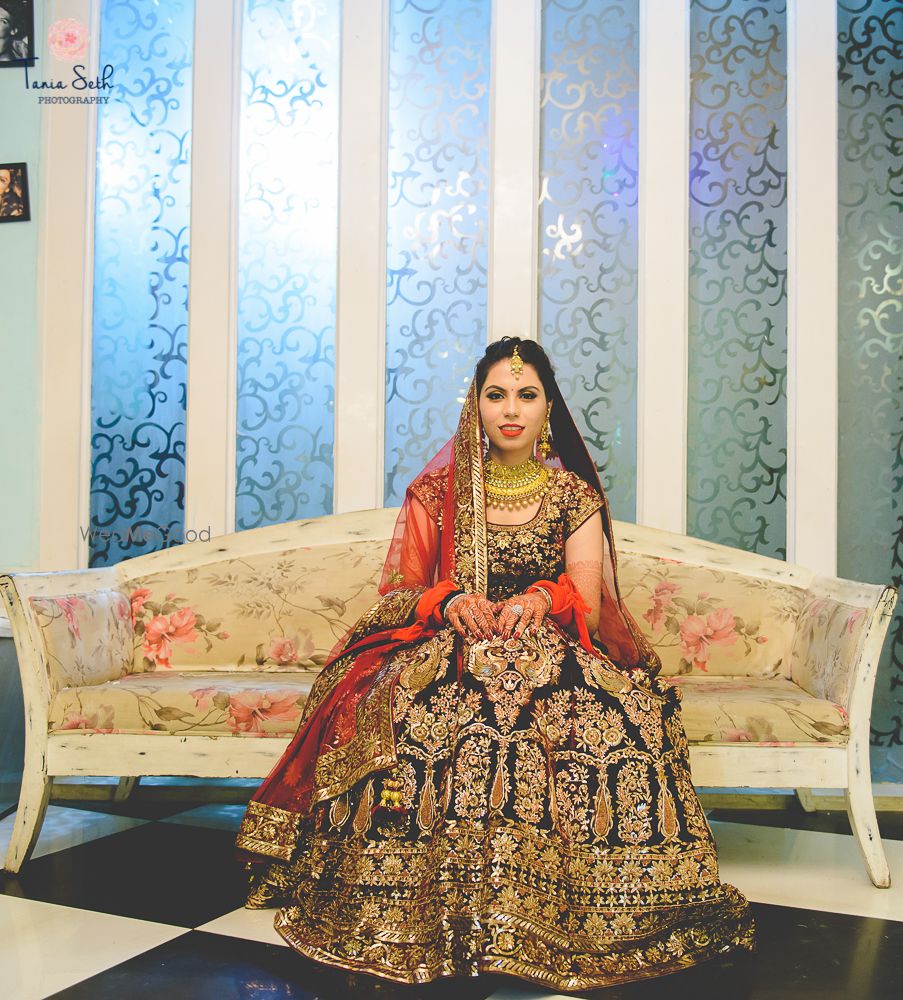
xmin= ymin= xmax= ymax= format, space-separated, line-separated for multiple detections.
xmin=121 ymin=537 xmax=389 ymax=672
xmin=616 ymin=550 xmax=805 ymax=678
xmin=116 ymin=508 xmax=810 ymax=678
xmin=116 ymin=509 xmax=399 ymax=672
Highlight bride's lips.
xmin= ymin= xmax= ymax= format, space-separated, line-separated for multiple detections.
xmin=499 ymin=425 xmax=524 ymax=437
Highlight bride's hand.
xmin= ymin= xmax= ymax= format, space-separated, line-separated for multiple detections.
xmin=491 ymin=592 xmax=550 ymax=639
xmin=443 ymin=592 xmax=499 ymax=641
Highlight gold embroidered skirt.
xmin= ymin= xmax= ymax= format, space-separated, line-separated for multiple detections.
xmin=240 ymin=625 xmax=756 ymax=990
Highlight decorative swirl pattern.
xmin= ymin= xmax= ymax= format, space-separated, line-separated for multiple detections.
xmin=89 ymin=0 xmax=195 ymax=566
xmin=383 ymin=0 xmax=491 ymax=505
xmin=235 ymin=0 xmax=339 ymax=527
xmin=538 ymin=0 xmax=639 ymax=520
xmin=687 ymin=0 xmax=788 ymax=558
xmin=836 ymin=1 xmax=903 ymax=780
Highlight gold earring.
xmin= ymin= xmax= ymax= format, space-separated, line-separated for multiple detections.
xmin=538 ymin=402 xmax=552 ymax=458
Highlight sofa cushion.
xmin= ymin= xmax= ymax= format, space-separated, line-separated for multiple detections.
xmin=29 ymin=590 xmax=138 ymax=689
xmin=47 ymin=671 xmax=319 ymax=737
xmin=47 ymin=670 xmax=848 ymax=747
xmin=662 ymin=675 xmax=849 ymax=746
xmin=618 ymin=553 xmax=806 ymax=679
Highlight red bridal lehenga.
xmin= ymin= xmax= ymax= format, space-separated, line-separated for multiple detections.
xmin=235 ymin=376 xmax=756 ymax=990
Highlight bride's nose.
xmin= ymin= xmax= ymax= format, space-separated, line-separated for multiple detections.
xmin=504 ymin=399 xmax=519 ymax=418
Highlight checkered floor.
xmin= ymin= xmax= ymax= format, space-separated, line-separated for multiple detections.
xmin=1 ymin=792 xmax=902 ymax=999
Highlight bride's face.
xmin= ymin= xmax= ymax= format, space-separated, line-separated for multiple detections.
xmin=478 ymin=359 xmax=548 ymax=462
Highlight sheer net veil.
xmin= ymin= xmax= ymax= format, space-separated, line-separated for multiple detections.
xmin=375 ymin=348 xmax=662 ymax=675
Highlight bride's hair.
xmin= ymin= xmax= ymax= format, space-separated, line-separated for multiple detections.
xmin=475 ymin=336 xmax=558 ymax=399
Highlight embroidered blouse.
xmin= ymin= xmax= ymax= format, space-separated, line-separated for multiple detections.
xmin=410 ymin=466 xmax=606 ymax=603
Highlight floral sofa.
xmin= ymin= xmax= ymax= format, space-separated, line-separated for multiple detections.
xmin=0 ymin=509 xmax=896 ymax=886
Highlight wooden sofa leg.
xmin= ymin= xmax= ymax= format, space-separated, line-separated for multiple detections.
xmin=3 ymin=770 xmax=52 ymax=874
xmin=796 ymin=788 xmax=817 ymax=813
xmin=845 ymin=744 xmax=890 ymax=888
xmin=113 ymin=777 xmax=140 ymax=803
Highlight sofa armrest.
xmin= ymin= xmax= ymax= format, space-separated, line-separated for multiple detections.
xmin=0 ymin=568 xmax=134 ymax=701
xmin=788 ymin=575 xmax=897 ymax=716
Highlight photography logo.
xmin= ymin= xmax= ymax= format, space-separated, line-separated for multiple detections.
xmin=20 ymin=17 xmax=114 ymax=104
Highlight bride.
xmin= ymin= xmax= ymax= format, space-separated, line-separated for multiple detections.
xmin=236 ymin=336 xmax=756 ymax=989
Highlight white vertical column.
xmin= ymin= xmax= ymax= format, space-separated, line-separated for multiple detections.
xmin=636 ymin=0 xmax=689 ymax=533
xmin=184 ymin=0 xmax=242 ymax=540
xmin=488 ymin=0 xmax=542 ymax=344
xmin=38 ymin=0 xmax=98 ymax=570
xmin=333 ymin=0 xmax=390 ymax=514
xmin=786 ymin=0 xmax=838 ymax=575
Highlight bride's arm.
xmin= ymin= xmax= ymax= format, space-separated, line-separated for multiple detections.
xmin=563 ymin=511 xmax=604 ymax=639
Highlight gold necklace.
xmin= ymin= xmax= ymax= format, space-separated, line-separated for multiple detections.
xmin=483 ymin=457 xmax=550 ymax=510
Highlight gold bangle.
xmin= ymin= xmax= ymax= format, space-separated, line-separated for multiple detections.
xmin=530 ymin=586 xmax=553 ymax=611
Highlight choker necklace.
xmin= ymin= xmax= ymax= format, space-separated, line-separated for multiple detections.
xmin=483 ymin=457 xmax=550 ymax=510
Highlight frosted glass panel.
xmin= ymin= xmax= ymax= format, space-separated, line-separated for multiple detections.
xmin=235 ymin=0 xmax=340 ymax=527
xmin=837 ymin=0 xmax=903 ymax=781
xmin=538 ymin=0 xmax=639 ymax=520
xmin=89 ymin=0 xmax=195 ymax=566
xmin=687 ymin=0 xmax=788 ymax=558
xmin=384 ymin=0 xmax=491 ymax=504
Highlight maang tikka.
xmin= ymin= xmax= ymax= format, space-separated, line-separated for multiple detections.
xmin=509 ymin=344 xmax=524 ymax=379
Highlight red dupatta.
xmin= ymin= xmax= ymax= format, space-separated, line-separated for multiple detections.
xmin=236 ymin=375 xmax=660 ymax=863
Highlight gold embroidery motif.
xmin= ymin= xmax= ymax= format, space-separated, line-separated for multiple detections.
xmin=344 ymin=587 xmax=424 ymax=649
xmin=328 ymin=793 xmax=350 ymax=831
xmin=570 ymin=689 xmax=622 ymax=753
xmin=311 ymin=665 xmax=397 ymax=804
xmin=245 ymin=857 xmax=299 ymax=909
xmin=352 ymin=779 xmax=374 ymax=837
xmin=556 ymin=761 xmax=592 ymax=842
xmin=593 ymin=769 xmax=614 ymax=839
xmin=465 ymin=625 xmax=564 ymax=733
xmin=416 ymin=765 xmax=439 ymax=833
xmin=409 ymin=466 xmax=447 ymax=518
xmin=268 ymin=816 xmax=755 ymax=990
xmin=236 ymin=800 xmax=302 ymax=862
xmin=621 ymin=688 xmax=665 ymax=756
xmin=396 ymin=627 xmax=455 ymax=694
xmin=530 ymin=688 xmax=572 ymax=747
xmin=656 ymin=761 xmax=681 ymax=841
xmin=673 ymin=760 xmax=713 ymax=841
xmin=513 ymin=740 xmax=546 ymax=824
xmin=453 ymin=734 xmax=493 ymax=820
xmin=616 ymin=759 xmax=653 ymax=844
xmin=563 ymin=470 xmax=606 ymax=537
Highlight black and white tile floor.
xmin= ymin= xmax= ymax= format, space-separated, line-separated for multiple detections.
xmin=1 ymin=793 xmax=902 ymax=999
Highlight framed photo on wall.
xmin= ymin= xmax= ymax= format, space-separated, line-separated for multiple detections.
xmin=0 ymin=1 xmax=35 ymax=66
xmin=0 ymin=163 xmax=31 ymax=222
